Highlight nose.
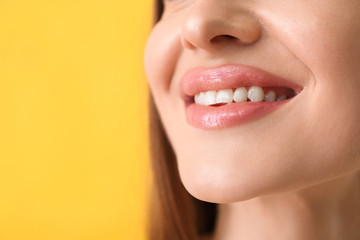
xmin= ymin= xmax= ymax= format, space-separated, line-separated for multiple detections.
xmin=181 ymin=0 xmax=262 ymax=51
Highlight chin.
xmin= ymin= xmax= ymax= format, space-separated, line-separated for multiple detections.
xmin=181 ymin=176 xmax=265 ymax=204
xmin=177 ymin=157 xmax=271 ymax=204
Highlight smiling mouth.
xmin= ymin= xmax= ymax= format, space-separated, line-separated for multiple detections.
xmin=180 ymin=64 xmax=303 ymax=129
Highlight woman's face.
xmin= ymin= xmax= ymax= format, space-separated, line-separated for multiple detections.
xmin=144 ymin=0 xmax=360 ymax=203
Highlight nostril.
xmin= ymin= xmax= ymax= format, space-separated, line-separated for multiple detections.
xmin=211 ymin=34 xmax=238 ymax=43
xmin=224 ymin=35 xmax=237 ymax=39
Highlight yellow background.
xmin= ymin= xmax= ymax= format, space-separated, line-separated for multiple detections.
xmin=0 ymin=0 xmax=152 ymax=239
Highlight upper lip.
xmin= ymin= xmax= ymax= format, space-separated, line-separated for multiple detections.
xmin=180 ymin=64 xmax=304 ymax=100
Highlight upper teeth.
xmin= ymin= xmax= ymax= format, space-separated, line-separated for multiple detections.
xmin=264 ymin=90 xmax=276 ymax=102
xmin=248 ymin=86 xmax=264 ymax=102
xmin=194 ymin=86 xmax=288 ymax=106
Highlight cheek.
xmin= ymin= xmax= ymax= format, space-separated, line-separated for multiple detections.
xmin=258 ymin=2 xmax=360 ymax=167
xmin=144 ymin=21 xmax=182 ymax=96
xmin=257 ymin=1 xmax=360 ymax=83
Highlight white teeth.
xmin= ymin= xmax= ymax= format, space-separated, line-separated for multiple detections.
xmin=194 ymin=86 xmax=288 ymax=105
xmin=216 ymin=89 xmax=233 ymax=104
xmin=248 ymin=86 xmax=264 ymax=102
xmin=277 ymin=95 xmax=287 ymax=101
xmin=203 ymin=91 xmax=217 ymax=105
xmin=194 ymin=92 xmax=206 ymax=105
xmin=233 ymin=87 xmax=248 ymax=103
xmin=264 ymin=90 xmax=276 ymax=102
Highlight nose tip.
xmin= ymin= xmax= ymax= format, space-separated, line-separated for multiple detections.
xmin=181 ymin=5 xmax=262 ymax=51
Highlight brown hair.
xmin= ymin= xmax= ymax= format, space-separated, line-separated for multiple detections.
xmin=147 ymin=1 xmax=217 ymax=239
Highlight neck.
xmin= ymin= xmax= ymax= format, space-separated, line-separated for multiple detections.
xmin=213 ymin=172 xmax=360 ymax=240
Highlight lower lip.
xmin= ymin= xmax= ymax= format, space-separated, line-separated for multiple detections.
xmin=186 ymin=99 xmax=291 ymax=129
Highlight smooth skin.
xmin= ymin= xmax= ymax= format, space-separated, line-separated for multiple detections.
xmin=145 ymin=0 xmax=360 ymax=239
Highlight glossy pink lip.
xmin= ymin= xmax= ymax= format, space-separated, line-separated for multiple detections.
xmin=180 ymin=64 xmax=303 ymax=129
